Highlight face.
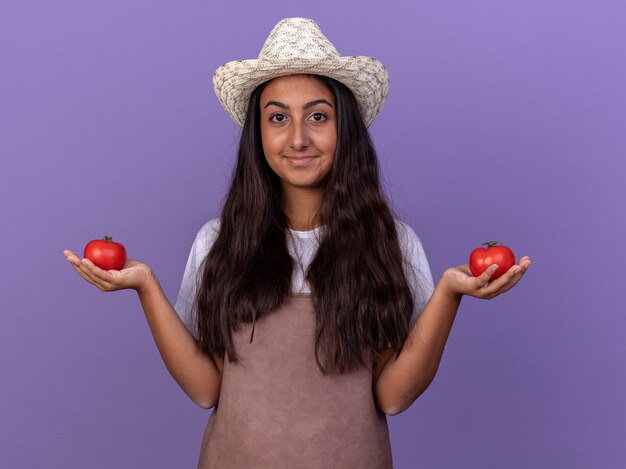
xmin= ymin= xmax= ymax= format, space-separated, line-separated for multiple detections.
xmin=259 ymin=74 xmax=337 ymax=196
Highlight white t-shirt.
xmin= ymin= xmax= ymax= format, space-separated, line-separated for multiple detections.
xmin=174 ymin=218 xmax=435 ymax=339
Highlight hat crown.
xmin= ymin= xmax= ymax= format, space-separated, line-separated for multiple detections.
xmin=258 ymin=18 xmax=340 ymax=60
xmin=213 ymin=17 xmax=388 ymax=128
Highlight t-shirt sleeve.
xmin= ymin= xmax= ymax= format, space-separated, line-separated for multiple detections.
xmin=395 ymin=220 xmax=435 ymax=327
xmin=174 ymin=218 xmax=221 ymax=339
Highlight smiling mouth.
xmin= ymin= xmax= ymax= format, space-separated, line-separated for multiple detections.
xmin=284 ymin=155 xmax=317 ymax=166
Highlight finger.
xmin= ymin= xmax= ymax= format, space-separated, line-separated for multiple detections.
xmin=64 ymin=251 xmax=109 ymax=289
xmin=505 ymin=261 xmax=531 ymax=287
xmin=492 ymin=272 xmax=523 ymax=295
xmin=79 ymin=258 xmax=118 ymax=289
xmin=63 ymin=250 xmax=83 ymax=264
xmin=63 ymin=251 xmax=106 ymax=283
xmin=74 ymin=259 xmax=107 ymax=287
xmin=69 ymin=260 xmax=107 ymax=289
xmin=482 ymin=264 xmax=526 ymax=297
xmin=68 ymin=256 xmax=114 ymax=291
xmin=508 ymin=258 xmax=531 ymax=279
xmin=476 ymin=264 xmax=500 ymax=288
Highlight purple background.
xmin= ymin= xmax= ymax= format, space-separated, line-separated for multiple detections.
xmin=1 ymin=1 xmax=625 ymax=467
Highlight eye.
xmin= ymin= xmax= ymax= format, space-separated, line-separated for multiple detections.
xmin=270 ymin=113 xmax=287 ymax=123
xmin=310 ymin=112 xmax=327 ymax=122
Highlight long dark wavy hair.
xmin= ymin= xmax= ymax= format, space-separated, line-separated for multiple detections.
xmin=195 ymin=74 xmax=418 ymax=375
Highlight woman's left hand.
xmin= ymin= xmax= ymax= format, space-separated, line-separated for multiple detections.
xmin=442 ymin=256 xmax=532 ymax=300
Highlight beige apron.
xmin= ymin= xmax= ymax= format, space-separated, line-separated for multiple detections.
xmin=197 ymin=293 xmax=393 ymax=469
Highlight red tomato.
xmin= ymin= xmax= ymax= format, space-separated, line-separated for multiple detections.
xmin=469 ymin=241 xmax=516 ymax=280
xmin=83 ymin=235 xmax=127 ymax=271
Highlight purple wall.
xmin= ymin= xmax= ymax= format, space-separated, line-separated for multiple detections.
xmin=2 ymin=1 xmax=625 ymax=467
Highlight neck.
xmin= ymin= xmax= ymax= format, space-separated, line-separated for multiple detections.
xmin=282 ymin=186 xmax=324 ymax=231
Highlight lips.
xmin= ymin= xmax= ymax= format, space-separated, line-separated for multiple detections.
xmin=284 ymin=155 xmax=316 ymax=166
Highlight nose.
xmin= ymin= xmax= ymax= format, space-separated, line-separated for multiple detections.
xmin=288 ymin=119 xmax=310 ymax=151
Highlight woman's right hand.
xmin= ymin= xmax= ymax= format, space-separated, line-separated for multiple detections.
xmin=63 ymin=249 xmax=156 ymax=294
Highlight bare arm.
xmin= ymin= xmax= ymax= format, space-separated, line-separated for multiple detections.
xmin=63 ymin=250 xmax=223 ymax=409
xmin=374 ymin=257 xmax=532 ymax=415
xmin=373 ymin=277 xmax=461 ymax=415
xmin=137 ymin=273 xmax=223 ymax=408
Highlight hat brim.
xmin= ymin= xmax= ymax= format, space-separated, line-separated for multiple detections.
xmin=213 ymin=56 xmax=389 ymax=128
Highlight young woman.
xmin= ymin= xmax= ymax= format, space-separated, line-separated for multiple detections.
xmin=63 ymin=17 xmax=531 ymax=469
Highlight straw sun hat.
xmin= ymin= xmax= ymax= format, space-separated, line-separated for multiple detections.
xmin=212 ymin=17 xmax=389 ymax=128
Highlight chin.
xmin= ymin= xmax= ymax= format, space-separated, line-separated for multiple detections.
xmin=285 ymin=179 xmax=324 ymax=191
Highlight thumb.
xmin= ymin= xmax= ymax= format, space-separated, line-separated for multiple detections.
xmin=480 ymin=264 xmax=499 ymax=285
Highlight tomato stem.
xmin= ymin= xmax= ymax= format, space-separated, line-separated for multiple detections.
xmin=103 ymin=235 xmax=113 ymax=242
xmin=481 ymin=241 xmax=499 ymax=247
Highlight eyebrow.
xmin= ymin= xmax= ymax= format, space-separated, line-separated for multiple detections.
xmin=263 ymin=99 xmax=334 ymax=110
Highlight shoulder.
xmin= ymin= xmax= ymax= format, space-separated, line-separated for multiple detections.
xmin=393 ymin=218 xmax=435 ymax=315
xmin=187 ymin=218 xmax=221 ymax=265
xmin=196 ymin=217 xmax=221 ymax=239
xmin=394 ymin=219 xmax=425 ymax=252
xmin=193 ymin=217 xmax=221 ymax=247
xmin=393 ymin=218 xmax=431 ymax=274
xmin=175 ymin=218 xmax=222 ymax=329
